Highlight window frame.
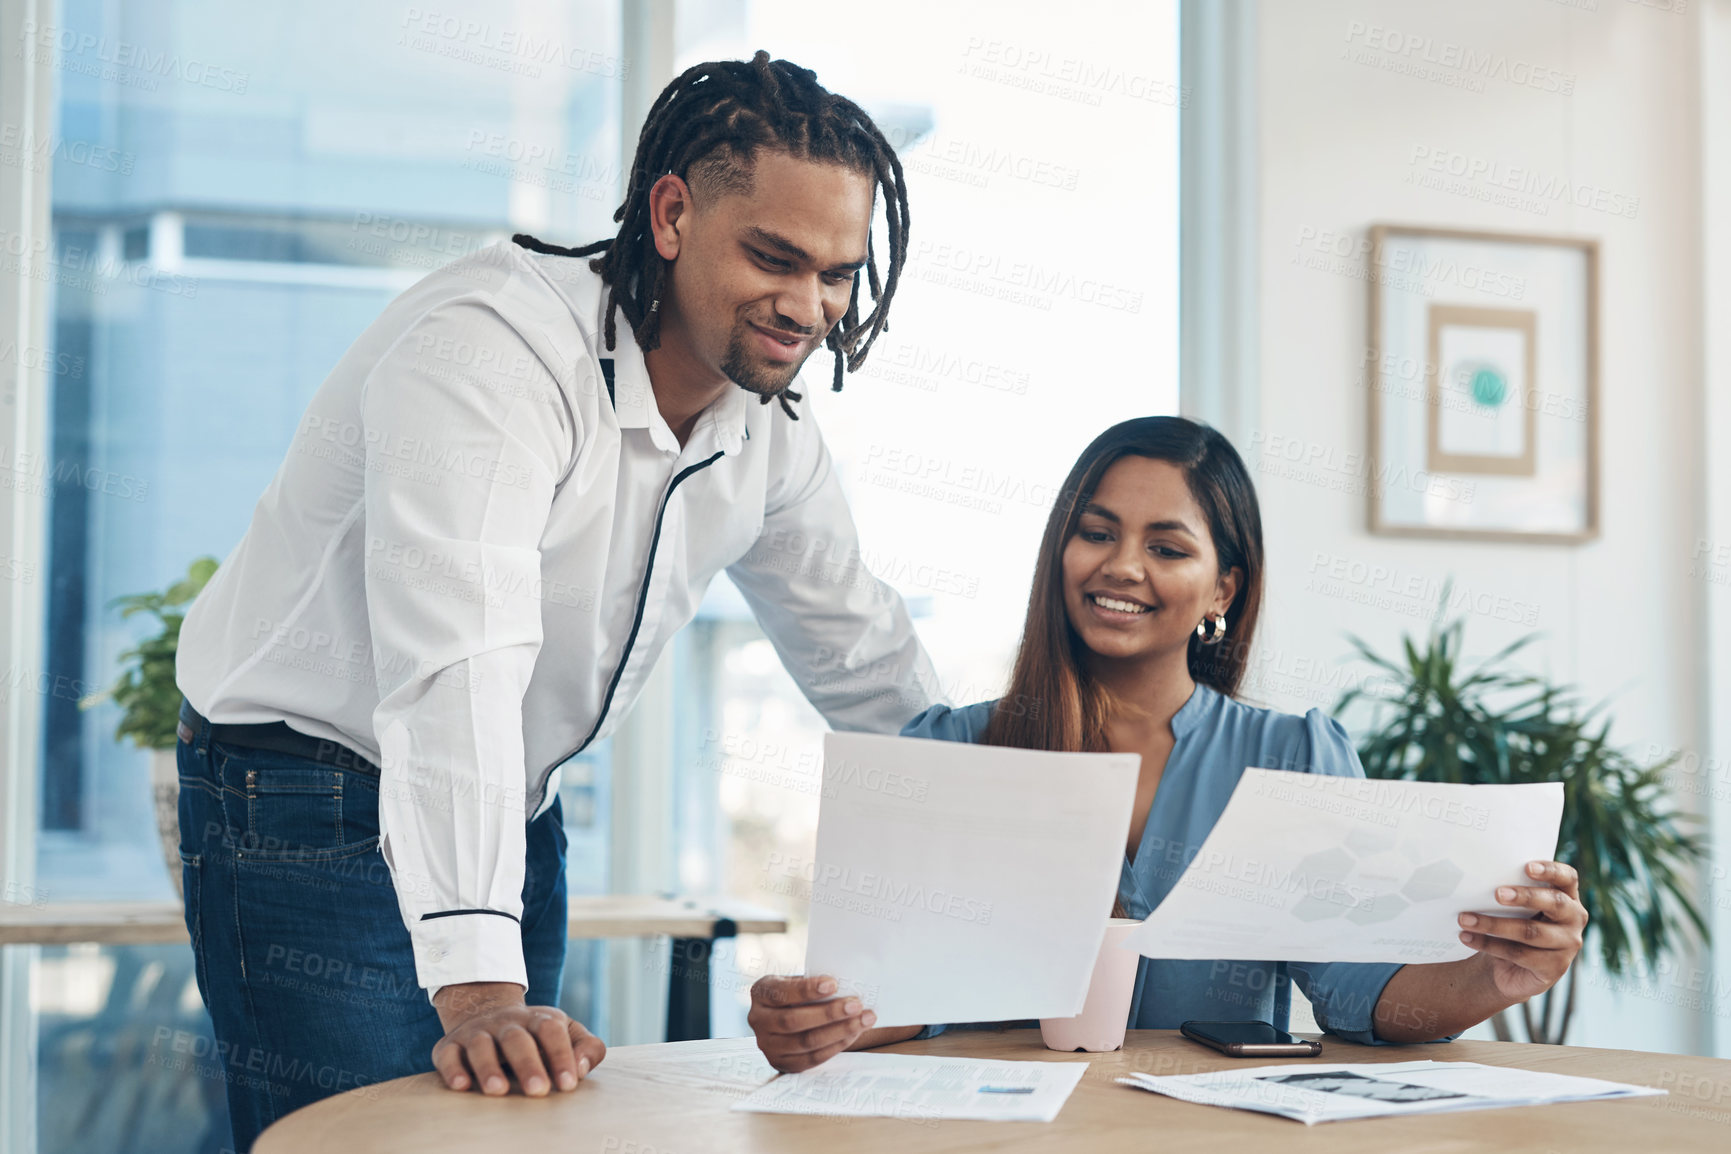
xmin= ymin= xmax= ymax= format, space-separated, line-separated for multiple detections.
xmin=0 ymin=1 xmax=60 ymax=1147
xmin=1178 ymin=0 xmax=1259 ymax=445
xmin=1701 ymin=0 xmax=1731 ymax=1063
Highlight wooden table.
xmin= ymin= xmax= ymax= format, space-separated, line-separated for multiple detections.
xmin=253 ymin=1028 xmax=1731 ymax=1153
xmin=0 ymin=896 xmax=787 ymax=1041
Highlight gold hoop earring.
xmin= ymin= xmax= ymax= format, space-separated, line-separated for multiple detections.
xmin=1195 ymin=614 xmax=1228 ymax=645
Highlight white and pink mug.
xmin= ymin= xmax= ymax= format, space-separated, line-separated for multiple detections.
xmin=1039 ymin=917 xmax=1142 ymax=1052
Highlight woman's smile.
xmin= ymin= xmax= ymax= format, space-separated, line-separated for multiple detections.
xmin=1086 ymin=592 xmax=1155 ymax=622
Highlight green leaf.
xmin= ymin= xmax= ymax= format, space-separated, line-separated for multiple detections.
xmin=1337 ymin=589 xmax=1710 ymax=993
xmin=94 ymin=556 xmax=220 ymax=749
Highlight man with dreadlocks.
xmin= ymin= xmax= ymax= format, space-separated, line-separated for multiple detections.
xmin=173 ymin=52 xmax=940 ymax=1149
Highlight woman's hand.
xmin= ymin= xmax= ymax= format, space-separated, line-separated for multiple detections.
xmin=1457 ymin=860 xmax=1588 ymax=1003
xmin=748 ymin=975 xmax=877 ymax=1072
xmin=430 ymin=981 xmax=606 ymax=1096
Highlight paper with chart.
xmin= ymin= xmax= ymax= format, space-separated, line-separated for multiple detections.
xmin=1124 ymin=770 xmax=1563 ymax=965
xmin=803 ymin=732 xmax=1139 ymax=1029
xmin=1117 ymin=1060 xmax=1663 ymax=1125
xmin=733 ymin=1052 xmax=1088 ymax=1123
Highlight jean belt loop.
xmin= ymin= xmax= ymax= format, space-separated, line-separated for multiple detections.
xmin=178 ymin=697 xmax=210 ymax=757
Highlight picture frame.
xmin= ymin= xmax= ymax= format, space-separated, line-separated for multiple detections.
xmin=1366 ymin=225 xmax=1599 ymax=543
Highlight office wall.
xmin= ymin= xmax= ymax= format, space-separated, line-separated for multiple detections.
xmin=1246 ymin=0 xmax=1709 ymax=1054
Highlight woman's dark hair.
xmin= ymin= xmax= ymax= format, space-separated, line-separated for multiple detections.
xmin=982 ymin=416 xmax=1265 ymax=753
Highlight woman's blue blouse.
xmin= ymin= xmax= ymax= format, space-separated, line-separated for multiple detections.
xmin=901 ymin=683 xmax=1436 ymax=1046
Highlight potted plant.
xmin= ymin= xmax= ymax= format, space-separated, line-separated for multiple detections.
xmin=1335 ymin=602 xmax=1709 ymax=1045
xmin=80 ymin=556 xmax=219 ymax=899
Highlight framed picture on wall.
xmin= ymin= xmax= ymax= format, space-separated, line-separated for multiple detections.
xmin=1366 ymin=225 xmax=1599 ymax=543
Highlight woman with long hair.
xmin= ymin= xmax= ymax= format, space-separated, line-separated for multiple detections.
xmin=747 ymin=417 xmax=1586 ymax=1072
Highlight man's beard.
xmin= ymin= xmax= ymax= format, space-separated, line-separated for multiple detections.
xmin=719 ymin=324 xmax=818 ymax=397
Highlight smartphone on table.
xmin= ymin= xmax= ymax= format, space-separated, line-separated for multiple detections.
xmin=1179 ymin=1020 xmax=1323 ymax=1058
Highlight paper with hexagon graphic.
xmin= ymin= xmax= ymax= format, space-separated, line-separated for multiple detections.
xmin=1124 ymin=769 xmax=1562 ymax=965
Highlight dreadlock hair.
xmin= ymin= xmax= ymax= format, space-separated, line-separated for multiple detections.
xmin=513 ymin=51 xmax=910 ymax=420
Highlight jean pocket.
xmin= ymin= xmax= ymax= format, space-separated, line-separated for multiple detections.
xmin=219 ymin=747 xmax=380 ymax=861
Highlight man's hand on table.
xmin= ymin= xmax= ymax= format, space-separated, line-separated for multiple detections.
xmin=431 ymin=981 xmax=606 ymax=1096
xmin=749 ymin=975 xmax=922 ymax=1073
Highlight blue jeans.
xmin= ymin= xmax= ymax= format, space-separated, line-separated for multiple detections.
xmin=176 ymin=708 xmax=568 ymax=1153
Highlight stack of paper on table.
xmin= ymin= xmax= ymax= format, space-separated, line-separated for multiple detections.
xmin=803 ymin=732 xmax=1139 ymax=1028
xmin=1124 ymin=769 xmax=1564 ymax=965
xmin=733 ymin=1053 xmax=1088 ymax=1123
xmin=1117 ymin=1060 xmax=1663 ymax=1125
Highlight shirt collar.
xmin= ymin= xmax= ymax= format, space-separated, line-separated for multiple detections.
xmin=531 ymin=253 xmax=748 ymax=455
xmin=608 ymin=338 xmax=751 ymax=457
xmin=702 ymin=384 xmax=750 ymax=455
xmin=606 ymin=339 xmax=678 ymax=451
xmin=1169 ymin=681 xmax=1216 ymax=740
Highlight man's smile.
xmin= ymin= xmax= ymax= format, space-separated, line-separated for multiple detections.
xmin=749 ymin=322 xmax=815 ymax=363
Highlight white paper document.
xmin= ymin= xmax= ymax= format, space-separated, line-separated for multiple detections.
xmin=803 ymin=733 xmax=1139 ymax=1028
xmin=1117 ymin=1060 xmax=1664 ymax=1125
xmin=733 ymin=1052 xmax=1089 ymax=1123
xmin=1125 ymin=770 xmax=1563 ymax=965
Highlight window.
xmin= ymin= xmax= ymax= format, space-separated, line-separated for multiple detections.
xmin=35 ymin=0 xmax=622 ymax=903
xmin=11 ymin=2 xmax=624 ymax=1148
xmin=665 ymin=0 xmax=1181 ymax=1038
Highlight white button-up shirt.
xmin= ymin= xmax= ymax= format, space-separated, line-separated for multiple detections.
xmin=177 ymin=242 xmax=943 ymax=998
